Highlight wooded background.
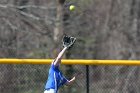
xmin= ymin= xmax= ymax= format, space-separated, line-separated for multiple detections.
xmin=0 ymin=0 xmax=140 ymax=93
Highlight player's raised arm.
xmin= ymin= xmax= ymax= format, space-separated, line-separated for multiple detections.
xmin=53 ymin=47 xmax=68 ymax=66
xmin=53 ymin=35 xmax=76 ymax=67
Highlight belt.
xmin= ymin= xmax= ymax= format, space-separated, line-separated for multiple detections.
xmin=45 ymin=88 xmax=55 ymax=91
xmin=44 ymin=89 xmax=56 ymax=93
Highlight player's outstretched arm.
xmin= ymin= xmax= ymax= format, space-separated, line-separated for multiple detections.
xmin=65 ymin=72 xmax=83 ymax=86
xmin=53 ymin=47 xmax=68 ymax=66
xmin=65 ymin=76 xmax=76 ymax=86
xmin=53 ymin=35 xmax=76 ymax=66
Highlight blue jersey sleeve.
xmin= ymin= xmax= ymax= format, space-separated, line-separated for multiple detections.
xmin=62 ymin=77 xmax=68 ymax=85
xmin=51 ymin=63 xmax=59 ymax=70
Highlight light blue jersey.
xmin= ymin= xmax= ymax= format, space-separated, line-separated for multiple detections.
xmin=44 ymin=63 xmax=68 ymax=92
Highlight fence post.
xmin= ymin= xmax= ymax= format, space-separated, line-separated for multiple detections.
xmin=86 ymin=65 xmax=89 ymax=93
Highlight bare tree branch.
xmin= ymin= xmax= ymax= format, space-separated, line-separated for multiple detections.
xmin=2 ymin=18 xmax=18 ymax=31
xmin=18 ymin=11 xmax=41 ymax=20
xmin=0 ymin=4 xmax=55 ymax=10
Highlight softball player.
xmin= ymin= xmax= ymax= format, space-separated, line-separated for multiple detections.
xmin=44 ymin=36 xmax=76 ymax=93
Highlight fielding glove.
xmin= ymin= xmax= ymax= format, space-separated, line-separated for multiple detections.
xmin=62 ymin=35 xmax=76 ymax=48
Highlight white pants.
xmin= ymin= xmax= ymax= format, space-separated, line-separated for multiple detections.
xmin=44 ymin=89 xmax=55 ymax=93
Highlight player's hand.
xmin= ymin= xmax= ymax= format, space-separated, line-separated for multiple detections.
xmin=71 ymin=76 xmax=76 ymax=81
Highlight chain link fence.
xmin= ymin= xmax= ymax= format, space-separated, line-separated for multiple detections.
xmin=0 ymin=64 xmax=140 ymax=93
xmin=0 ymin=64 xmax=86 ymax=93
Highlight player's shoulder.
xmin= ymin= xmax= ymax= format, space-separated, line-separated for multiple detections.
xmin=50 ymin=62 xmax=59 ymax=70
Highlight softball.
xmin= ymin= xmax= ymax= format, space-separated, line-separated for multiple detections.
xmin=69 ymin=5 xmax=75 ymax=11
